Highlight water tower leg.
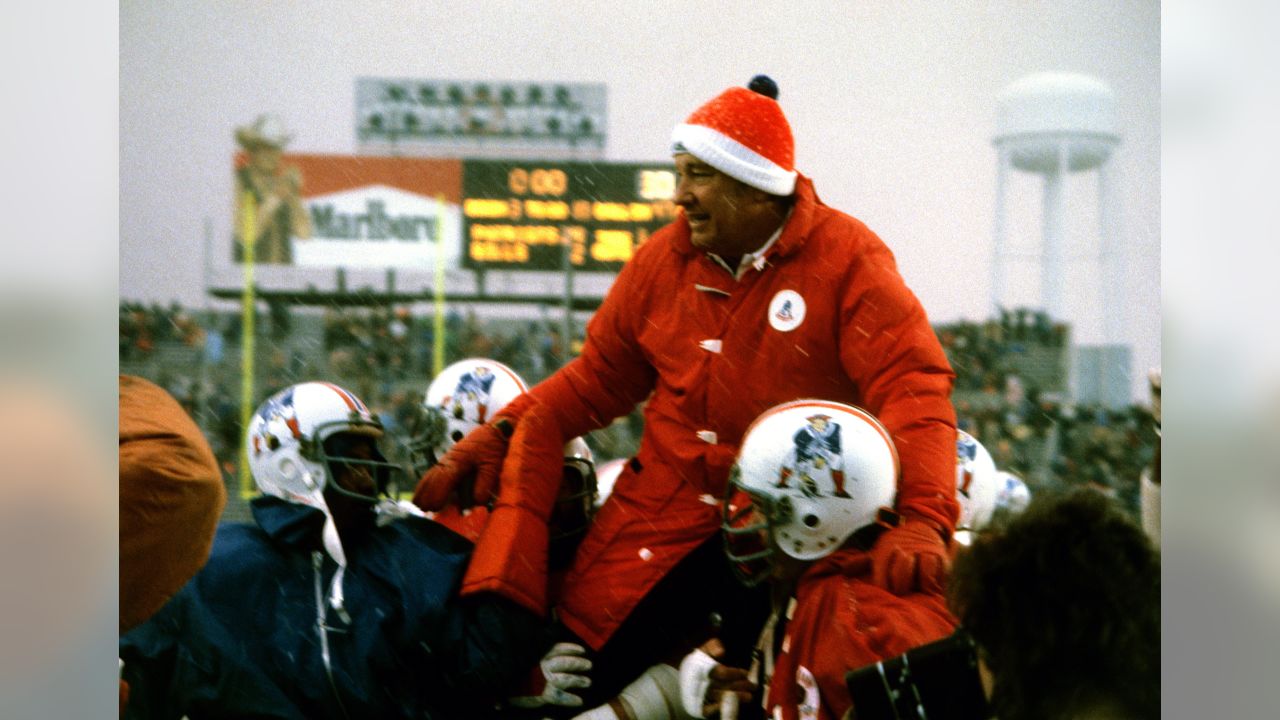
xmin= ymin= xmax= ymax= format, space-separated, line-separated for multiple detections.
xmin=992 ymin=145 xmax=1009 ymax=315
xmin=1099 ymin=160 xmax=1124 ymax=345
xmin=1040 ymin=140 xmax=1068 ymax=324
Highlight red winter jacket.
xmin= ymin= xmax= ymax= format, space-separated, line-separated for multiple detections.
xmin=530 ymin=174 xmax=958 ymax=649
xmin=763 ymin=549 xmax=957 ymax=720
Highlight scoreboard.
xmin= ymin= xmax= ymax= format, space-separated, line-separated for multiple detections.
xmin=462 ymin=160 xmax=678 ymax=272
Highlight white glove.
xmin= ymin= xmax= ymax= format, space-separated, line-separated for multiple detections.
xmin=678 ymin=648 xmax=718 ymax=719
xmin=572 ymin=663 xmax=693 ymax=720
xmin=510 ymin=642 xmax=594 ymax=708
xmin=679 ymin=640 xmax=754 ymax=719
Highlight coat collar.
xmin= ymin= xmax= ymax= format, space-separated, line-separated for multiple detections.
xmin=669 ymin=173 xmax=822 ymax=265
xmin=250 ymin=495 xmax=327 ymax=548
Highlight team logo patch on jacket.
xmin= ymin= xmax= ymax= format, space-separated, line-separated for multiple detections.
xmin=797 ymin=664 xmax=820 ymax=720
xmin=768 ymin=290 xmax=806 ymax=332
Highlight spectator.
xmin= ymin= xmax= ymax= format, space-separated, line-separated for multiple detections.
xmin=119 ymin=375 xmax=226 ymax=634
xmin=947 ymin=488 xmax=1159 ymax=720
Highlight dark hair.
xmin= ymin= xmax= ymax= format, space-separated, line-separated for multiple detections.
xmin=948 ymin=488 xmax=1160 ymax=720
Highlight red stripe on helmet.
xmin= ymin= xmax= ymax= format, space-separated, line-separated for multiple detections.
xmin=318 ymin=382 xmax=367 ymax=413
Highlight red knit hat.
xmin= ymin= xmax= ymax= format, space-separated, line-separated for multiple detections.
xmin=671 ymin=75 xmax=797 ymax=196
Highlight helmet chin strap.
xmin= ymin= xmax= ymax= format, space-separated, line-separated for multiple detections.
xmin=320 ymin=510 xmax=352 ymax=624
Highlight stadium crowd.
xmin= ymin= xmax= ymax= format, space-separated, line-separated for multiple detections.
xmin=120 ymin=300 xmax=1153 ymax=521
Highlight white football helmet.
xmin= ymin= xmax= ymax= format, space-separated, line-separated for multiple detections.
xmin=246 ymin=381 xmax=404 ymax=618
xmin=246 ymin=381 xmax=401 ymax=508
xmin=406 ymin=358 xmax=529 ymax=475
xmin=955 ymin=430 xmax=999 ymax=532
xmin=994 ymin=470 xmax=1032 ymax=515
xmin=724 ymin=400 xmax=899 ymax=586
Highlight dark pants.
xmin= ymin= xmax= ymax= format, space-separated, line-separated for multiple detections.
xmin=557 ymin=534 xmax=772 ymax=712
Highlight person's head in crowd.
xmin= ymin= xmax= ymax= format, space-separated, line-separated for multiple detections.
xmin=723 ymin=400 xmax=898 ymax=587
xmin=119 ymin=375 xmax=226 ymax=633
xmin=947 ymin=488 xmax=1159 ymax=720
xmin=670 ymin=74 xmax=796 ymax=261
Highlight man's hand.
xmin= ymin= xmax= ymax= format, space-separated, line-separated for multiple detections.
xmin=411 ymin=419 xmax=513 ymax=511
xmin=679 ymin=639 xmax=754 ymax=719
xmin=869 ymin=516 xmax=951 ymax=596
xmin=509 ymin=642 xmax=594 ymax=709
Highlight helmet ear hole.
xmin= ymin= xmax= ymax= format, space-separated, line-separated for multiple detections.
xmin=802 ymin=513 xmax=820 ymax=528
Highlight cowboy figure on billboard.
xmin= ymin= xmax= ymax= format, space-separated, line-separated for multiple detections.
xmin=444 ymin=365 xmax=497 ymax=425
xmin=776 ymin=414 xmax=852 ymax=498
xmin=234 ymin=115 xmax=311 ymax=265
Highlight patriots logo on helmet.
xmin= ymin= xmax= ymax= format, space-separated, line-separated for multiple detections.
xmin=775 ymin=414 xmax=851 ymax=499
xmin=253 ymin=387 xmax=300 ymax=456
xmin=443 ymin=365 xmax=497 ymax=424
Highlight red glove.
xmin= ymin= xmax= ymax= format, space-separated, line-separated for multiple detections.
xmin=412 ymin=393 xmax=534 ymax=511
xmin=869 ymin=515 xmax=951 ymax=596
xmin=460 ymin=398 xmax=566 ymax=615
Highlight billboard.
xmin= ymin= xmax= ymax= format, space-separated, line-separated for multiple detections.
xmin=231 ymin=151 xmax=678 ymax=274
xmin=233 ymin=153 xmax=463 ymax=269
xmin=461 ymin=160 xmax=678 ymax=272
xmin=356 ymin=79 xmax=607 ymax=159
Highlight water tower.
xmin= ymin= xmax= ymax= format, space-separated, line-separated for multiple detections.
xmin=991 ymin=72 xmax=1128 ymax=406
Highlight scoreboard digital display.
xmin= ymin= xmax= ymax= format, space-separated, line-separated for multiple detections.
xmin=462 ymin=160 xmax=679 ymax=272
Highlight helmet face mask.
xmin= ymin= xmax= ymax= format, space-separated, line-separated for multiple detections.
xmin=404 ymin=403 xmax=449 ymax=478
xmin=549 ymin=438 xmax=598 ymax=571
xmin=552 ymin=438 xmax=597 ymax=538
xmin=722 ymin=469 xmax=782 ymax=587
xmin=722 ymin=401 xmax=899 ymax=587
xmin=316 ymin=426 xmax=402 ymax=503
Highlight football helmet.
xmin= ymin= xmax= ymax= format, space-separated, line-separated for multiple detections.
xmin=549 ymin=437 xmax=598 ymax=570
xmin=723 ymin=400 xmax=899 ymax=586
xmin=246 ymin=381 xmax=404 ymax=618
xmin=994 ymin=470 xmax=1032 ymax=515
xmin=406 ymin=358 xmax=529 ymax=476
xmin=955 ymin=430 xmax=999 ymax=532
xmin=246 ymin=381 xmax=401 ymax=509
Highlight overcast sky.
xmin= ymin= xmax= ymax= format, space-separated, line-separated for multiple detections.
xmin=120 ymin=1 xmax=1159 ymax=400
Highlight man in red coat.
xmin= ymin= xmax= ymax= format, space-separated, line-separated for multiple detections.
xmin=416 ymin=75 xmax=958 ymax=709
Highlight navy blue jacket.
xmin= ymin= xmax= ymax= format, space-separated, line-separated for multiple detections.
xmin=120 ymin=496 xmax=546 ymax=719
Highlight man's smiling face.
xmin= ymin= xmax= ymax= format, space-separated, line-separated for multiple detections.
xmin=673 ymin=153 xmax=774 ymax=259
